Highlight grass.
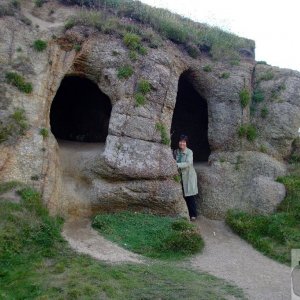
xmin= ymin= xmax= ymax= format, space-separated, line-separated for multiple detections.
xmin=156 ymin=122 xmax=171 ymax=145
xmin=134 ymin=93 xmax=145 ymax=106
xmin=33 ymin=39 xmax=47 ymax=52
xmin=252 ymin=88 xmax=265 ymax=103
xmin=62 ymin=0 xmax=253 ymax=61
xmin=261 ymin=106 xmax=269 ymax=118
xmin=226 ymin=166 xmax=300 ymax=265
xmin=239 ymin=88 xmax=250 ymax=108
xmin=137 ymin=79 xmax=151 ymax=94
xmin=92 ymin=212 xmax=204 ymax=260
xmin=5 ymin=72 xmax=33 ymax=94
xmin=0 ymin=108 xmax=28 ymax=143
xmin=258 ymin=70 xmax=274 ymax=81
xmin=117 ymin=65 xmax=134 ymax=79
xmin=219 ymin=72 xmax=230 ymax=79
xmin=39 ymin=127 xmax=49 ymax=138
xmin=0 ymin=182 xmax=246 ymax=299
xmin=238 ymin=124 xmax=257 ymax=141
xmin=203 ymin=65 xmax=212 ymax=72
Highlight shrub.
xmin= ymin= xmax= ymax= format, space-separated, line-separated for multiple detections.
xmin=129 ymin=50 xmax=138 ymax=61
xmin=33 ymin=39 xmax=47 ymax=52
xmin=203 ymin=65 xmax=212 ymax=72
xmin=259 ymin=144 xmax=268 ymax=153
xmin=156 ymin=122 xmax=170 ymax=145
xmin=239 ymin=88 xmax=250 ymax=108
xmin=117 ymin=65 xmax=134 ymax=79
xmin=11 ymin=0 xmax=20 ymax=9
xmin=185 ymin=43 xmax=200 ymax=58
xmin=134 ymin=93 xmax=145 ymax=106
xmin=261 ymin=106 xmax=269 ymax=118
xmin=73 ymin=44 xmax=81 ymax=52
xmin=163 ymin=230 xmax=204 ymax=255
xmin=123 ymin=32 xmax=141 ymax=50
xmin=10 ymin=108 xmax=28 ymax=134
xmin=137 ymin=79 xmax=151 ymax=95
xmin=0 ymin=3 xmax=15 ymax=16
xmin=40 ymin=128 xmax=49 ymax=138
xmin=35 ymin=0 xmax=47 ymax=7
xmin=5 ymin=72 xmax=33 ymax=94
xmin=138 ymin=45 xmax=148 ymax=55
xmin=256 ymin=61 xmax=267 ymax=65
xmin=252 ymin=88 xmax=265 ymax=103
xmin=238 ymin=124 xmax=257 ymax=141
xmin=259 ymin=70 xmax=274 ymax=81
xmin=219 ymin=72 xmax=230 ymax=79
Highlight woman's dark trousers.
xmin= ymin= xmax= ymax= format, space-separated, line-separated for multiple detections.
xmin=184 ymin=195 xmax=197 ymax=218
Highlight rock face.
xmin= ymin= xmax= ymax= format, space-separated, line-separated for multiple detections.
xmin=0 ymin=0 xmax=300 ymax=219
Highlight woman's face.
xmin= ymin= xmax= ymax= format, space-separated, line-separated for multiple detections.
xmin=179 ymin=140 xmax=187 ymax=150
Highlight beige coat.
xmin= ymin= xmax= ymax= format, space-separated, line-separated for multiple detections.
xmin=174 ymin=148 xmax=198 ymax=197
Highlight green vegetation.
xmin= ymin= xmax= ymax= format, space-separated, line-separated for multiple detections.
xmin=256 ymin=61 xmax=267 ymax=65
xmin=34 ymin=0 xmax=47 ymax=7
xmin=239 ymin=88 xmax=251 ymax=108
xmin=73 ymin=44 xmax=81 ymax=52
xmin=129 ymin=50 xmax=138 ymax=61
xmin=33 ymin=39 xmax=47 ymax=52
xmin=252 ymin=88 xmax=265 ymax=103
xmin=156 ymin=122 xmax=170 ymax=145
xmin=92 ymin=212 xmax=204 ymax=259
xmin=39 ymin=128 xmax=49 ymax=138
xmin=134 ymin=93 xmax=145 ymax=106
xmin=0 ymin=182 xmax=245 ymax=299
xmin=185 ymin=43 xmax=200 ymax=58
xmin=117 ymin=65 xmax=134 ymax=79
xmin=261 ymin=106 xmax=269 ymax=118
xmin=238 ymin=124 xmax=257 ymax=141
xmin=203 ymin=65 xmax=212 ymax=72
xmin=219 ymin=72 xmax=230 ymax=79
xmin=137 ymin=79 xmax=151 ymax=95
xmin=259 ymin=144 xmax=268 ymax=154
xmin=173 ymin=174 xmax=181 ymax=183
xmin=62 ymin=0 xmax=253 ymax=61
xmin=0 ymin=2 xmax=16 ymax=17
xmin=5 ymin=72 xmax=33 ymax=94
xmin=123 ymin=32 xmax=141 ymax=50
xmin=0 ymin=108 xmax=28 ymax=143
xmin=259 ymin=70 xmax=274 ymax=81
xmin=226 ymin=165 xmax=300 ymax=264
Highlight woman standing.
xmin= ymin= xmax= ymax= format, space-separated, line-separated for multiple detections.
xmin=174 ymin=135 xmax=198 ymax=221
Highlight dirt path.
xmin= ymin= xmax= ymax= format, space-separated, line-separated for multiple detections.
xmin=189 ymin=216 xmax=291 ymax=300
xmin=62 ymin=218 xmax=143 ymax=264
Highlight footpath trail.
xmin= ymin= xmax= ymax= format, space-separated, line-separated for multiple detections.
xmin=62 ymin=218 xmax=142 ymax=264
xmin=189 ymin=216 xmax=291 ymax=300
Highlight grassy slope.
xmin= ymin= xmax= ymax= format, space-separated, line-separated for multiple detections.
xmin=0 ymin=183 xmax=246 ymax=299
xmin=92 ymin=212 xmax=204 ymax=260
xmin=226 ymin=163 xmax=300 ymax=265
xmin=61 ymin=0 xmax=254 ymax=61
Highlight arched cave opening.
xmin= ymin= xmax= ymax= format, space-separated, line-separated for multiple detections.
xmin=171 ymin=71 xmax=211 ymax=162
xmin=50 ymin=76 xmax=112 ymax=143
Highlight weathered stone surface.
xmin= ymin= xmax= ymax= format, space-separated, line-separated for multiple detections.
xmin=246 ymin=176 xmax=286 ymax=214
xmin=1 ymin=0 xmax=300 ymax=220
xmin=90 ymin=135 xmax=178 ymax=180
xmin=196 ymin=152 xmax=287 ymax=219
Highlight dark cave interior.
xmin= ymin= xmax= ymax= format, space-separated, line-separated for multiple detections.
xmin=50 ymin=76 xmax=112 ymax=143
xmin=171 ymin=71 xmax=211 ymax=162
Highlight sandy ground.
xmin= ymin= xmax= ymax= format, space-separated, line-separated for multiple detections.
xmin=62 ymin=218 xmax=143 ymax=264
xmin=189 ymin=216 xmax=291 ymax=300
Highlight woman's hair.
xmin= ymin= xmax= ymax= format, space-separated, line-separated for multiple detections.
xmin=179 ymin=134 xmax=188 ymax=143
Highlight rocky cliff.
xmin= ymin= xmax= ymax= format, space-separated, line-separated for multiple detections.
xmin=1 ymin=0 xmax=300 ymax=219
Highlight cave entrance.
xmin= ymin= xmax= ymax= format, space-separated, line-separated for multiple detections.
xmin=50 ymin=76 xmax=112 ymax=143
xmin=171 ymin=71 xmax=210 ymax=162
